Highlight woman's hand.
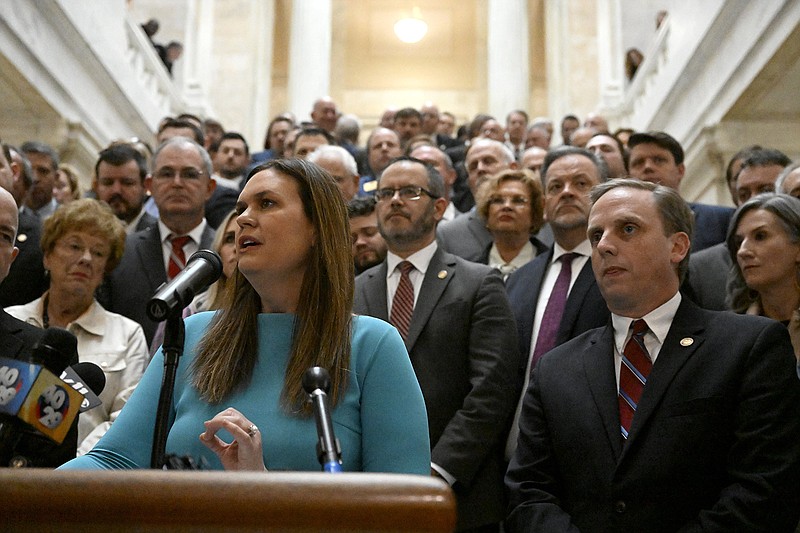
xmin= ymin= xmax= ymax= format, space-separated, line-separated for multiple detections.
xmin=200 ymin=407 xmax=266 ymax=471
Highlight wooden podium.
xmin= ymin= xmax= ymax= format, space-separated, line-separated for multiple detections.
xmin=1 ymin=469 xmax=456 ymax=532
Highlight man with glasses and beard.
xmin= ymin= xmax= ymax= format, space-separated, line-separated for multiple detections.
xmin=354 ymin=156 xmax=520 ymax=532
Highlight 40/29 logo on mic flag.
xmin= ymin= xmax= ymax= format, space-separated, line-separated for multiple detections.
xmin=0 ymin=359 xmax=83 ymax=444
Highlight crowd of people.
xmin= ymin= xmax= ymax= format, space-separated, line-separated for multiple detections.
xmin=1 ymin=96 xmax=799 ymax=532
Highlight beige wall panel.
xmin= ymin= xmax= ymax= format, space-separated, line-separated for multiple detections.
xmin=527 ymin=0 xmax=547 ymax=116
xmin=336 ymin=0 xmax=482 ymax=124
xmin=566 ymin=0 xmax=599 ymax=118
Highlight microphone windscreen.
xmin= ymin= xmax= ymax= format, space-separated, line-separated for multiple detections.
xmin=31 ymin=328 xmax=78 ymax=374
xmin=70 ymin=362 xmax=106 ymax=396
xmin=302 ymin=367 xmax=331 ymax=395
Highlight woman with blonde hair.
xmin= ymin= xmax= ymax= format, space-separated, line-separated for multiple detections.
xmin=53 ymin=164 xmax=82 ymax=205
xmin=6 ymin=199 xmax=148 ymax=454
xmin=475 ymin=168 xmax=547 ymax=279
xmin=61 ymin=159 xmax=430 ymax=472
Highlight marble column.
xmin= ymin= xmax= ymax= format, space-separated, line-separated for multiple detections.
xmin=182 ymin=0 xmax=215 ymax=115
xmin=596 ymin=0 xmax=624 ymax=113
xmin=287 ymin=0 xmax=332 ymax=121
xmin=250 ymin=0 xmax=275 ymax=148
xmin=487 ymin=0 xmax=529 ymax=119
xmin=545 ymin=0 xmax=570 ymax=143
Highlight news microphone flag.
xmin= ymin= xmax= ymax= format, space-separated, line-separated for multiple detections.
xmin=0 ymin=358 xmax=83 ymax=444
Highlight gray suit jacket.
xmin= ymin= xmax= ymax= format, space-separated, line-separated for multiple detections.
xmin=684 ymin=242 xmax=731 ymax=311
xmin=438 ymin=208 xmax=554 ymax=262
xmin=354 ymin=248 xmax=522 ymax=530
xmin=105 ymin=223 xmax=215 ymax=345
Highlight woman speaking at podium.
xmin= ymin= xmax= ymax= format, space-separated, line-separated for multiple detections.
xmin=61 ymin=159 xmax=430 ymax=473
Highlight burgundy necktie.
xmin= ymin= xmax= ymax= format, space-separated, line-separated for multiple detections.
xmin=619 ymin=319 xmax=652 ymax=440
xmin=168 ymin=235 xmax=191 ymax=279
xmin=390 ymin=261 xmax=415 ymax=341
xmin=531 ymin=253 xmax=578 ymax=365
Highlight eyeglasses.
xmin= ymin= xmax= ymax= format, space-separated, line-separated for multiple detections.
xmin=488 ymin=195 xmax=530 ymax=207
xmin=56 ymin=239 xmax=109 ymax=262
xmin=375 ymin=186 xmax=439 ymax=202
xmin=153 ymin=167 xmax=205 ymax=181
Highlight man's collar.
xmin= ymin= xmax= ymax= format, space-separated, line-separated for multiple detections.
xmin=386 ymin=240 xmax=438 ymax=276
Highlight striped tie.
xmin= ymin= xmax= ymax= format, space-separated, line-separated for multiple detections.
xmin=618 ymin=319 xmax=652 ymax=440
xmin=168 ymin=235 xmax=191 ymax=279
xmin=390 ymin=261 xmax=415 ymax=341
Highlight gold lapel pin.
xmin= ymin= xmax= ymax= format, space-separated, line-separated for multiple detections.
xmin=680 ymin=337 xmax=694 ymax=347
xmin=17 ymin=234 xmax=27 ymax=243
xmin=437 ymin=270 xmax=448 ymax=279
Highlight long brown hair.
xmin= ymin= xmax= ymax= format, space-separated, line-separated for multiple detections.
xmin=191 ymin=159 xmax=354 ymax=416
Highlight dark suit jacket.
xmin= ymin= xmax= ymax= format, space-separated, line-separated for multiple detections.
xmin=506 ymin=298 xmax=800 ymax=532
xmin=689 ymin=202 xmax=734 ymax=253
xmin=683 ymin=242 xmax=732 ymax=311
xmin=105 ymin=224 xmax=215 ymax=346
xmin=505 ymin=248 xmax=609 ymax=366
xmin=0 ymin=310 xmax=78 ymax=467
xmin=134 ymin=211 xmax=158 ymax=233
xmin=0 ymin=211 xmax=46 ymax=308
xmin=436 ymin=133 xmax=462 ymax=151
xmin=354 ymin=248 xmax=522 ymax=530
xmin=437 ymin=208 xmax=493 ymax=263
xmin=205 ymin=185 xmax=238 ymax=229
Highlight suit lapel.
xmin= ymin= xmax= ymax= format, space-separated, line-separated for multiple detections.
xmin=139 ymin=226 xmax=168 ymax=291
xmin=624 ymin=299 xmax=705 ymax=448
xmin=582 ymin=324 xmax=623 ymax=460
xmin=359 ymin=263 xmax=389 ymax=320
xmin=0 ymin=311 xmax=26 ymax=357
xmin=405 ymin=248 xmax=455 ymax=351
xmin=557 ymin=260 xmax=595 ymax=343
xmin=199 ymin=225 xmax=216 ymax=249
xmin=515 ymin=251 xmax=551 ymax=354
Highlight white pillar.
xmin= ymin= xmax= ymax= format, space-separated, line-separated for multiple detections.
xmin=182 ymin=0 xmax=215 ymax=116
xmin=487 ymin=0 xmax=529 ymax=119
xmin=596 ymin=0 xmax=624 ymax=113
xmin=250 ymin=0 xmax=275 ymax=148
xmin=287 ymin=0 xmax=332 ymax=122
xmin=546 ymin=0 xmax=570 ymax=143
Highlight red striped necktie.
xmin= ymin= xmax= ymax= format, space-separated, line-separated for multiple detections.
xmin=618 ymin=319 xmax=652 ymax=440
xmin=168 ymin=235 xmax=191 ymax=279
xmin=390 ymin=261 xmax=415 ymax=341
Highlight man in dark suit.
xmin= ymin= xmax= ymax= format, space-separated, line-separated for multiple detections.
xmin=506 ymin=179 xmax=800 ymax=532
xmin=354 ymin=157 xmax=521 ymax=532
xmin=93 ymin=143 xmax=157 ymax=235
xmin=0 ymin=143 xmax=46 ymax=307
xmin=0 ymin=186 xmax=78 ymax=467
xmin=104 ymin=137 xmax=216 ymax=346
xmin=627 ymin=131 xmax=734 ymax=252
xmin=504 ymin=147 xmax=610 ymax=459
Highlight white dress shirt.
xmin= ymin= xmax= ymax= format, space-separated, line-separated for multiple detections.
xmin=157 ymin=219 xmax=208 ymax=274
xmin=385 ymin=240 xmax=438 ymax=314
xmin=611 ymin=291 xmax=682 ymax=386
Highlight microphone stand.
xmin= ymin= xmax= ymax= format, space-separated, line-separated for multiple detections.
xmin=150 ymin=313 xmax=184 ymax=469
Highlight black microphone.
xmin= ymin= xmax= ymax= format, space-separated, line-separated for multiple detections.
xmin=302 ymin=367 xmax=342 ymax=473
xmin=147 ymin=250 xmax=222 ymax=321
xmin=31 ymin=327 xmax=79 ymax=374
xmin=60 ymin=362 xmax=106 ymax=412
xmin=0 ymin=328 xmax=83 ymax=466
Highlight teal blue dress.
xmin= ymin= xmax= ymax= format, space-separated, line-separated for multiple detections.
xmin=60 ymin=313 xmax=431 ymax=474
